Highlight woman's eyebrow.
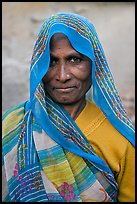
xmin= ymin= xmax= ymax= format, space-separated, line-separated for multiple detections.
xmin=50 ymin=51 xmax=84 ymax=59
xmin=66 ymin=52 xmax=84 ymax=59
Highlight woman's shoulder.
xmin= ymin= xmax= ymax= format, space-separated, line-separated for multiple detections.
xmin=80 ymin=100 xmax=133 ymax=151
xmin=2 ymin=101 xmax=25 ymax=120
xmin=2 ymin=101 xmax=26 ymax=138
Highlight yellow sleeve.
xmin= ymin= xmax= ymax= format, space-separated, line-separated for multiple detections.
xmin=117 ymin=141 xmax=135 ymax=202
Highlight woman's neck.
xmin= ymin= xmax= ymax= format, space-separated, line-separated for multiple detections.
xmin=62 ymin=98 xmax=86 ymax=120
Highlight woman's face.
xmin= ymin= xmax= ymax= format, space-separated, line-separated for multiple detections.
xmin=42 ymin=33 xmax=92 ymax=105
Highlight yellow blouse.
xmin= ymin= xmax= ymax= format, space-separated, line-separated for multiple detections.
xmin=75 ymin=100 xmax=135 ymax=202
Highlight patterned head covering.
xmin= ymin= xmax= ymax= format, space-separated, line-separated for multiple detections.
xmin=27 ymin=12 xmax=134 ymax=146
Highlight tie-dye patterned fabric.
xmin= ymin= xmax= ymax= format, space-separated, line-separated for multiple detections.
xmin=2 ymin=12 xmax=134 ymax=202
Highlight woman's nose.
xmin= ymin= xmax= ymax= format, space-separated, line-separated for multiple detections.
xmin=56 ymin=63 xmax=71 ymax=82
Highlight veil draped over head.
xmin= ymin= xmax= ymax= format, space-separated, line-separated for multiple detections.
xmin=4 ymin=13 xmax=134 ymax=202
xmin=27 ymin=12 xmax=135 ymax=146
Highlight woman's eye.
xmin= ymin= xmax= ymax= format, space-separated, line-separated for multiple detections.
xmin=49 ymin=58 xmax=57 ymax=67
xmin=70 ymin=57 xmax=82 ymax=64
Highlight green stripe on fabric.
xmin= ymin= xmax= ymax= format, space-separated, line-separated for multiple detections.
xmin=2 ymin=124 xmax=21 ymax=147
xmin=2 ymin=102 xmax=25 ymax=120
xmin=2 ymin=106 xmax=24 ymax=137
xmin=75 ymin=165 xmax=92 ymax=183
xmin=38 ymin=146 xmax=67 ymax=167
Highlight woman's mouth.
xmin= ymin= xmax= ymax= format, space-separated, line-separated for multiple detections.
xmin=54 ymin=87 xmax=77 ymax=93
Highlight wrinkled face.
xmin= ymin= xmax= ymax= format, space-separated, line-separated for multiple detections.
xmin=42 ymin=33 xmax=92 ymax=105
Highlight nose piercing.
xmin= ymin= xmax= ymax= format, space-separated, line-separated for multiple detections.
xmin=66 ymin=74 xmax=70 ymax=78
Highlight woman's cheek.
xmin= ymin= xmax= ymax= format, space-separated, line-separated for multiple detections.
xmin=71 ymin=62 xmax=91 ymax=80
xmin=42 ymin=69 xmax=56 ymax=83
xmin=72 ymin=69 xmax=91 ymax=81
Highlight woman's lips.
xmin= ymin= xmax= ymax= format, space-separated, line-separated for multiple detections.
xmin=54 ymin=87 xmax=76 ymax=93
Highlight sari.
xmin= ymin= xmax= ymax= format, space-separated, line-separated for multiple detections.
xmin=2 ymin=12 xmax=135 ymax=202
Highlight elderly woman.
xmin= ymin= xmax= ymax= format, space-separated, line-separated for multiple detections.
xmin=2 ymin=13 xmax=135 ymax=202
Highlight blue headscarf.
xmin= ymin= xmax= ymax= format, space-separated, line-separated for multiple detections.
xmin=26 ymin=12 xmax=134 ymax=147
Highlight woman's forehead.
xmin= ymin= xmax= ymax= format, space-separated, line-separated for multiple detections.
xmin=50 ymin=33 xmax=71 ymax=50
xmin=50 ymin=33 xmax=68 ymax=43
